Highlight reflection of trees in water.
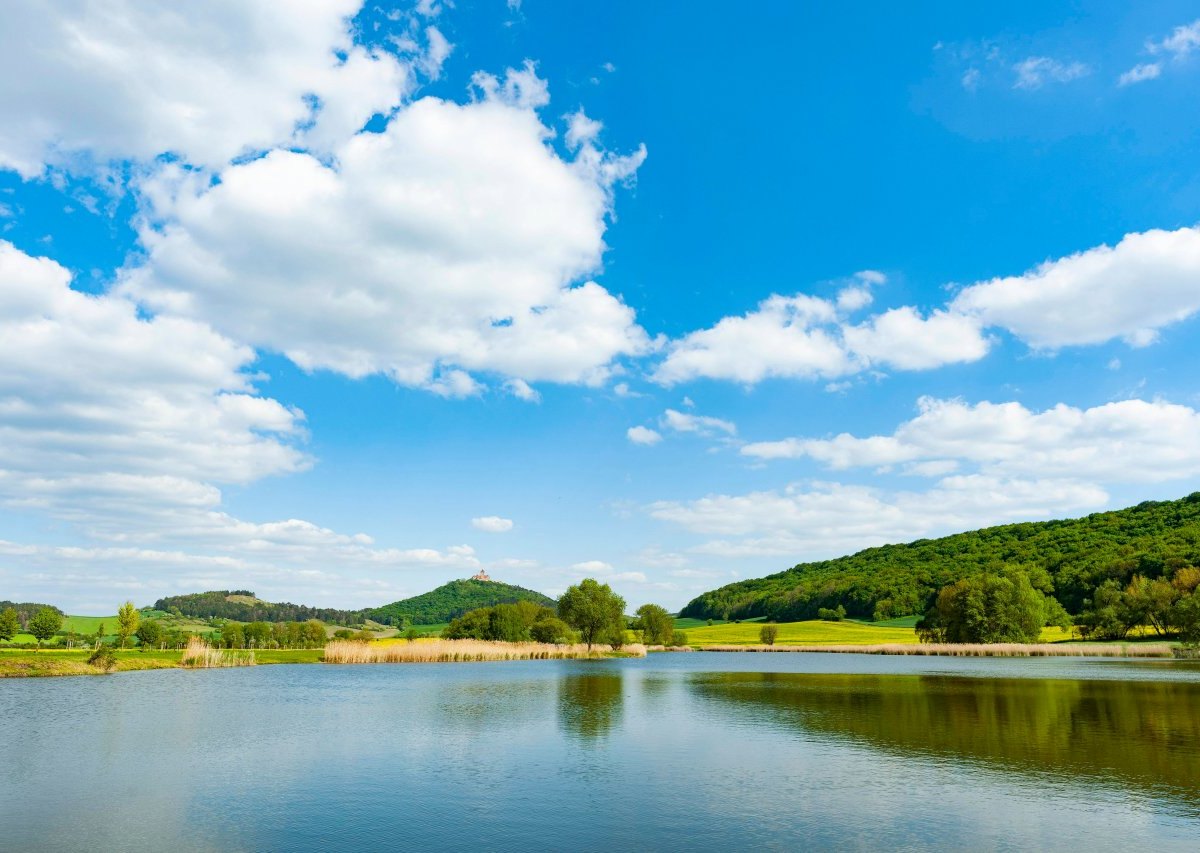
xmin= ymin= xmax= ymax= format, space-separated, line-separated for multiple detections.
xmin=690 ymin=671 xmax=1200 ymax=806
xmin=558 ymin=671 xmax=624 ymax=740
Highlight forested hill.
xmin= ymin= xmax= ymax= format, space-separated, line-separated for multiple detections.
xmin=152 ymin=591 xmax=362 ymax=625
xmin=680 ymin=493 xmax=1200 ymax=622
xmin=367 ymin=579 xmax=555 ymax=625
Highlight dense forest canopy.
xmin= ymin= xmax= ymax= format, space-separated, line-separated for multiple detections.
xmin=680 ymin=493 xmax=1200 ymax=622
xmin=367 ymin=579 xmax=555 ymax=626
xmin=152 ymin=591 xmax=363 ymax=625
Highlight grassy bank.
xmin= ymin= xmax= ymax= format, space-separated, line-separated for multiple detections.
xmin=324 ymin=639 xmax=646 ymax=664
xmin=701 ymin=642 xmax=1177 ymax=657
xmin=0 ymin=647 xmax=322 ymax=677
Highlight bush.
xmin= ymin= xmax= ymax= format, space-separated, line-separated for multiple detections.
xmin=759 ymin=624 xmax=779 ymax=645
xmin=530 ymin=617 xmax=574 ymax=645
xmin=88 ymin=645 xmax=118 ymax=672
xmin=671 ymin=630 xmax=689 ymax=647
xmin=817 ymin=605 xmax=846 ymax=622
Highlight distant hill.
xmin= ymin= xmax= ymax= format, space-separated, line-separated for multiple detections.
xmin=152 ymin=590 xmax=362 ymax=625
xmin=680 ymin=493 xmax=1200 ymax=622
xmin=368 ymin=579 xmax=555 ymax=626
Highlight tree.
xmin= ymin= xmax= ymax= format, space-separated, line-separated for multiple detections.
xmin=28 ymin=607 xmax=63 ymax=650
xmin=116 ymin=601 xmax=140 ymax=649
xmin=530 ymin=617 xmax=574 ymax=644
xmin=93 ymin=622 xmax=106 ymax=649
xmin=558 ymin=578 xmax=626 ymax=651
xmin=135 ymin=620 xmax=162 ymax=650
xmin=0 ymin=607 xmax=18 ymax=642
xmin=759 ymin=624 xmax=779 ymax=645
xmin=917 ymin=569 xmax=1063 ymax=644
xmin=634 ymin=604 xmax=674 ymax=645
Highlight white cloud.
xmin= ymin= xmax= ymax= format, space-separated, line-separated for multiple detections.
xmin=1012 ymin=56 xmax=1090 ymax=90
xmin=842 ymin=307 xmax=989 ymax=370
xmin=741 ymin=396 xmax=1200 ymax=485
xmin=655 ymin=294 xmax=852 ymax=384
xmin=119 ymin=67 xmax=650 ymax=391
xmin=951 ymin=226 xmax=1200 ymax=348
xmin=419 ymin=26 xmax=453 ymax=80
xmin=1118 ymin=63 xmax=1162 ymax=86
xmin=505 ymin=378 xmax=541 ymax=402
xmin=1150 ymin=19 xmax=1200 ymax=58
xmin=0 ymin=240 xmax=489 ymax=607
xmin=471 ymin=516 xmax=514 ymax=533
xmin=565 ymin=108 xmax=603 ymax=150
xmin=650 ymin=477 xmax=1107 ymax=560
xmin=627 ymin=426 xmax=663 ymax=445
xmin=0 ymin=0 xmax=410 ymax=177
xmin=569 ymin=560 xmax=614 ymax=573
xmin=661 ymin=408 xmax=737 ymax=437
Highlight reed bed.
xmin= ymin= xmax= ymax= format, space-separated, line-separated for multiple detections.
xmin=181 ymin=637 xmax=257 ymax=668
xmin=323 ymin=639 xmax=646 ymax=664
xmin=701 ymin=642 xmax=1176 ymax=658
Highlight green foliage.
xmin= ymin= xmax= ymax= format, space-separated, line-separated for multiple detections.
xmin=367 ymin=579 xmax=554 ymax=626
xmin=87 ymin=645 xmax=118 ymax=672
xmin=530 ymin=617 xmax=575 ymax=645
xmin=817 ymin=605 xmax=847 ymax=622
xmin=116 ymin=600 xmax=139 ymax=648
xmin=28 ymin=607 xmax=63 ymax=648
xmin=0 ymin=600 xmax=62 ymax=633
xmin=558 ymin=578 xmax=626 ymax=650
xmin=1076 ymin=568 xmax=1200 ymax=640
xmin=634 ymin=603 xmax=675 ymax=645
xmin=0 ymin=607 xmax=18 ymax=642
xmin=681 ymin=493 xmax=1200 ymax=623
xmin=759 ymin=624 xmax=779 ymax=645
xmin=671 ymin=630 xmax=689 ymax=647
xmin=135 ymin=620 xmax=162 ymax=649
xmin=153 ymin=590 xmax=360 ymax=625
xmin=444 ymin=601 xmax=560 ymax=642
xmin=332 ymin=629 xmax=355 ymax=640
xmin=916 ymin=569 xmax=1060 ymax=643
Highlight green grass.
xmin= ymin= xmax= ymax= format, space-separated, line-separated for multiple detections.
xmin=0 ymin=646 xmax=324 ymax=677
xmin=683 ymin=620 xmax=921 ymax=646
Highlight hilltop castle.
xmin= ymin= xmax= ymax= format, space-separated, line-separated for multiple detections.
xmin=471 ymin=570 xmax=492 ymax=582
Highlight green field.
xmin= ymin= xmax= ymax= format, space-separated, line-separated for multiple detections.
xmin=680 ymin=620 xmax=1080 ymax=646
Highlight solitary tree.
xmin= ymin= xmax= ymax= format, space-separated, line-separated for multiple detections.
xmin=759 ymin=624 xmax=779 ymax=645
xmin=135 ymin=619 xmax=162 ymax=650
xmin=0 ymin=606 xmax=18 ymax=642
xmin=558 ymin=578 xmax=626 ymax=651
xmin=116 ymin=601 xmax=140 ymax=649
xmin=634 ymin=603 xmax=674 ymax=645
xmin=28 ymin=607 xmax=63 ymax=650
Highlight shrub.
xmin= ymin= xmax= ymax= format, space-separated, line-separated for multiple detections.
xmin=759 ymin=624 xmax=779 ymax=645
xmin=671 ymin=630 xmax=689 ymax=647
xmin=88 ymin=645 xmax=118 ymax=672
xmin=530 ymin=617 xmax=574 ymax=645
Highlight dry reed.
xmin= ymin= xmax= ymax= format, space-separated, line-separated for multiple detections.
xmin=181 ymin=636 xmax=257 ymax=668
xmin=700 ymin=642 xmax=1176 ymax=658
xmin=322 ymin=639 xmax=647 ymax=664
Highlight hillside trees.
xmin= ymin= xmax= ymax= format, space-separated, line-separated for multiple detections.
xmin=916 ymin=569 xmax=1070 ymax=644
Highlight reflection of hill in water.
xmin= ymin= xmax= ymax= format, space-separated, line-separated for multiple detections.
xmin=690 ymin=672 xmax=1200 ymax=805
xmin=558 ymin=672 xmax=624 ymax=741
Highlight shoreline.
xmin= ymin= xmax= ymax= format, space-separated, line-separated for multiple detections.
xmin=696 ymin=642 xmax=1179 ymax=657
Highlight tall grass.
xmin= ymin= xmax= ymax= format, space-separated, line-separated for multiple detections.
xmin=701 ymin=642 xmax=1176 ymax=658
xmin=181 ymin=636 xmax=256 ymax=668
xmin=323 ymin=639 xmax=646 ymax=664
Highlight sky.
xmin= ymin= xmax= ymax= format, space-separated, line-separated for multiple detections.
xmin=3 ymin=1 xmax=1200 ymax=614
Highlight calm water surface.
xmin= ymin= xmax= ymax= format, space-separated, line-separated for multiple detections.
xmin=3 ymin=652 xmax=1200 ymax=851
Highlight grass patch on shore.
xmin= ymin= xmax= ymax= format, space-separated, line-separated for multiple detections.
xmin=682 ymin=620 xmax=1082 ymax=647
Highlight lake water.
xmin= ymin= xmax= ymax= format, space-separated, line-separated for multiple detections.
xmin=3 ymin=652 xmax=1200 ymax=851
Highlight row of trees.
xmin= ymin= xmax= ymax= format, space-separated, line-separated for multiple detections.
xmin=442 ymin=580 xmax=688 ymax=650
xmin=220 ymin=619 xmax=328 ymax=649
xmin=1076 ymin=568 xmax=1200 ymax=641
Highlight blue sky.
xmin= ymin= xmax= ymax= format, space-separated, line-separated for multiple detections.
xmin=3 ymin=1 xmax=1200 ymax=614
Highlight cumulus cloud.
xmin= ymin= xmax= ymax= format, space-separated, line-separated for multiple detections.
xmin=119 ymin=66 xmax=650 ymax=393
xmin=0 ymin=241 xmax=483 ymax=606
xmin=649 ymin=477 xmax=1107 ymax=559
xmin=471 ymin=516 xmax=514 ymax=533
xmin=627 ymin=426 xmax=662 ymax=445
xmin=0 ymin=0 xmax=410 ymax=177
xmin=741 ymin=396 xmax=1200 ymax=485
xmin=951 ymin=226 xmax=1200 ymax=348
xmin=841 ymin=307 xmax=989 ymax=370
xmin=661 ymin=408 xmax=737 ymax=437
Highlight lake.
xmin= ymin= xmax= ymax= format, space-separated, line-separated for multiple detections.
xmin=3 ymin=652 xmax=1200 ymax=851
